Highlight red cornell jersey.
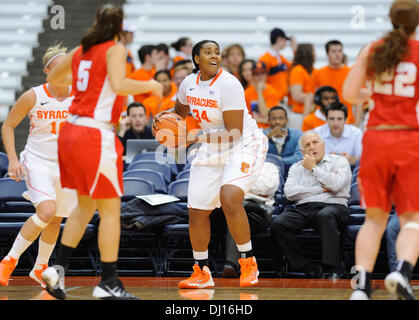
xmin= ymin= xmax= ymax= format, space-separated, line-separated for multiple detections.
xmin=366 ymin=39 xmax=419 ymax=128
xmin=70 ymin=41 xmax=123 ymax=125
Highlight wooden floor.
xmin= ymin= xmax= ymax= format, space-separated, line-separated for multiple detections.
xmin=1 ymin=276 xmax=418 ymax=300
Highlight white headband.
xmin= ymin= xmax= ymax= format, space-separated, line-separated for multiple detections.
xmin=44 ymin=52 xmax=66 ymax=70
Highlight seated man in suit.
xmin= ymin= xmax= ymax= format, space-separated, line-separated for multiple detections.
xmin=270 ymin=130 xmax=351 ymax=279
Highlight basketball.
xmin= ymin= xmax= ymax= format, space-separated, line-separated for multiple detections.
xmin=154 ymin=113 xmax=186 ymax=147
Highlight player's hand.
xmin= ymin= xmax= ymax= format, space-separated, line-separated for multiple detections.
xmin=149 ymin=79 xmax=163 ymax=99
xmin=7 ymin=160 xmax=26 ymax=183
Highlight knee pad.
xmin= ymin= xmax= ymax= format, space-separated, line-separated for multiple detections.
xmin=31 ymin=213 xmax=48 ymax=229
xmin=403 ymin=222 xmax=419 ymax=232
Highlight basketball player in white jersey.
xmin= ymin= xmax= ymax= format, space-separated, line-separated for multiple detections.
xmin=154 ymin=40 xmax=268 ymax=288
xmin=0 ymin=44 xmax=77 ymax=289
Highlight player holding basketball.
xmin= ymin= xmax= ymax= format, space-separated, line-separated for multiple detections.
xmin=0 ymin=44 xmax=77 ymax=289
xmin=343 ymin=0 xmax=419 ymax=300
xmin=154 ymin=40 xmax=268 ymax=288
xmin=41 ymin=4 xmax=162 ymax=300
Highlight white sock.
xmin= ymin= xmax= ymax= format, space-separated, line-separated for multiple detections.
xmin=236 ymin=241 xmax=252 ymax=253
xmin=193 ymin=250 xmax=208 ymax=261
xmin=7 ymin=233 xmax=33 ymax=260
xmin=35 ymin=239 xmax=56 ymax=265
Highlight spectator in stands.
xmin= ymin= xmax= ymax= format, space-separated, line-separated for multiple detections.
xmin=143 ymin=70 xmax=177 ymax=119
xmin=288 ymin=43 xmax=316 ymax=130
xmin=386 ymin=214 xmax=400 ymax=272
xmin=265 ymin=106 xmax=302 ymax=167
xmin=223 ymin=44 xmax=245 ymax=78
xmin=270 ymin=131 xmax=351 ymax=279
xmin=155 ymin=43 xmax=174 ymax=73
xmin=171 ymin=37 xmax=193 ymax=65
xmin=315 ymin=102 xmax=363 ymax=166
xmin=221 ymin=162 xmax=280 ymax=277
xmin=238 ymin=59 xmax=255 ymax=89
xmin=304 ymin=40 xmax=361 ymax=125
xmin=244 ymin=61 xmax=281 ymax=128
xmin=129 ymin=44 xmax=158 ymax=103
xmin=118 ymin=102 xmax=154 ymax=154
xmin=302 ymin=86 xmax=339 ymax=132
xmin=173 ymin=59 xmax=194 ymax=74
xmin=259 ymin=28 xmax=297 ymax=104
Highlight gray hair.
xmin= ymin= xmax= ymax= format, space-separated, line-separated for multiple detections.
xmin=298 ymin=130 xmax=324 ymax=151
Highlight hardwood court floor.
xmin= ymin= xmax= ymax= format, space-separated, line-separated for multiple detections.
xmin=0 ymin=277 xmax=418 ymax=300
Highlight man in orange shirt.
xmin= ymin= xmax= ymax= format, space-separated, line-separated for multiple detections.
xmin=259 ymin=28 xmax=297 ymax=103
xmin=128 ymin=44 xmax=158 ymax=103
xmin=304 ymin=40 xmax=361 ymax=125
xmin=244 ymin=61 xmax=281 ymax=129
xmin=302 ymin=86 xmax=339 ymax=131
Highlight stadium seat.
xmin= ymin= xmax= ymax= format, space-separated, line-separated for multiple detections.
xmin=126 ymin=160 xmax=172 ymax=184
xmin=131 ymin=151 xmax=178 ymax=176
xmin=167 ymin=179 xmax=189 ymax=202
xmin=122 ymin=177 xmax=155 ymax=201
xmin=176 ymin=170 xmax=190 ymax=180
xmin=123 ymin=169 xmax=167 ymax=194
xmin=0 ymin=152 xmax=8 ymax=177
xmin=0 ymin=178 xmax=34 ymax=213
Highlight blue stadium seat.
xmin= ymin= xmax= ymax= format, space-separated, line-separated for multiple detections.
xmin=0 ymin=152 xmax=8 ymax=177
xmin=168 ymin=179 xmax=189 ymax=202
xmin=126 ymin=160 xmax=172 ymax=184
xmin=122 ymin=177 xmax=155 ymax=201
xmin=176 ymin=170 xmax=190 ymax=180
xmin=182 ymin=162 xmax=192 ymax=172
xmin=123 ymin=169 xmax=167 ymax=194
xmin=265 ymin=153 xmax=285 ymax=176
xmin=132 ymin=151 xmax=178 ymax=176
xmin=0 ymin=178 xmax=34 ymax=213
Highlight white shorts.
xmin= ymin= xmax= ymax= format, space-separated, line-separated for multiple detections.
xmin=187 ymin=131 xmax=268 ymax=210
xmin=20 ymin=151 xmax=77 ymax=217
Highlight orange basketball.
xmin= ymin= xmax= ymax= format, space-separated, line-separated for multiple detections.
xmin=154 ymin=113 xmax=186 ymax=147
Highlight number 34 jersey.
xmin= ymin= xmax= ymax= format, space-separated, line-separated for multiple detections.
xmin=366 ymin=39 xmax=419 ymax=128
xmin=24 ymin=83 xmax=74 ymax=162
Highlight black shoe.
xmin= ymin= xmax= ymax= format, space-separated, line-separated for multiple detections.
xmin=385 ymin=271 xmax=415 ymax=300
xmin=92 ymin=277 xmax=139 ymax=300
xmin=42 ymin=266 xmax=66 ymax=300
xmin=222 ymin=263 xmax=239 ymax=278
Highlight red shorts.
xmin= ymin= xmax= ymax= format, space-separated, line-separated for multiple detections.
xmin=358 ymin=129 xmax=419 ymax=215
xmin=58 ymin=122 xmax=124 ymax=199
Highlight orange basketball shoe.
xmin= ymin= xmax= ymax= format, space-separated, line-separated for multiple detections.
xmin=178 ymin=264 xmax=214 ymax=289
xmin=29 ymin=264 xmax=48 ymax=289
xmin=0 ymin=256 xmax=18 ymax=286
xmin=238 ymin=256 xmax=259 ymax=287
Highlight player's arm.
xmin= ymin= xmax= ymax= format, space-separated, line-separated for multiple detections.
xmin=343 ymin=44 xmax=372 ymax=104
xmin=107 ymin=43 xmax=162 ymax=97
xmin=46 ymin=47 xmax=77 ymax=85
xmin=1 ymin=89 xmax=36 ymax=182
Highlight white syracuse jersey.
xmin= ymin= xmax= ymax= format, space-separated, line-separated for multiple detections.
xmin=24 ymin=83 xmax=74 ymax=162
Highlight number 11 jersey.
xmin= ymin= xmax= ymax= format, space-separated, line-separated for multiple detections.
xmin=24 ymin=83 xmax=73 ymax=162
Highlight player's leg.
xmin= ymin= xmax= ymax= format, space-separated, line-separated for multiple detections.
xmin=384 ymin=211 xmax=419 ymax=300
xmin=91 ymin=197 xmax=138 ymax=300
xmin=350 ymin=208 xmax=389 ymax=300
xmin=42 ymin=194 xmax=96 ymax=299
xmin=220 ymin=184 xmax=259 ymax=287
xmin=0 ymin=200 xmax=56 ymax=286
xmin=178 ymin=208 xmax=215 ymax=289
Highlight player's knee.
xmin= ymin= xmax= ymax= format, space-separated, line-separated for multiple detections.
xmin=35 ymin=201 xmax=57 ymax=224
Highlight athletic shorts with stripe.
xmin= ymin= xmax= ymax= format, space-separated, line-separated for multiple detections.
xmin=187 ymin=131 xmax=268 ymax=211
xmin=20 ymin=151 xmax=77 ymax=217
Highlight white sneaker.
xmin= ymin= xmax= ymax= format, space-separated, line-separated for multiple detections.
xmin=384 ymin=271 xmax=415 ymax=300
xmin=349 ymin=289 xmax=370 ymax=300
xmin=41 ymin=266 xmax=66 ymax=300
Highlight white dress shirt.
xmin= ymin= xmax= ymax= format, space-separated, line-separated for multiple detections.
xmin=315 ymin=124 xmax=363 ymax=157
xmin=284 ymin=154 xmax=352 ymax=206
